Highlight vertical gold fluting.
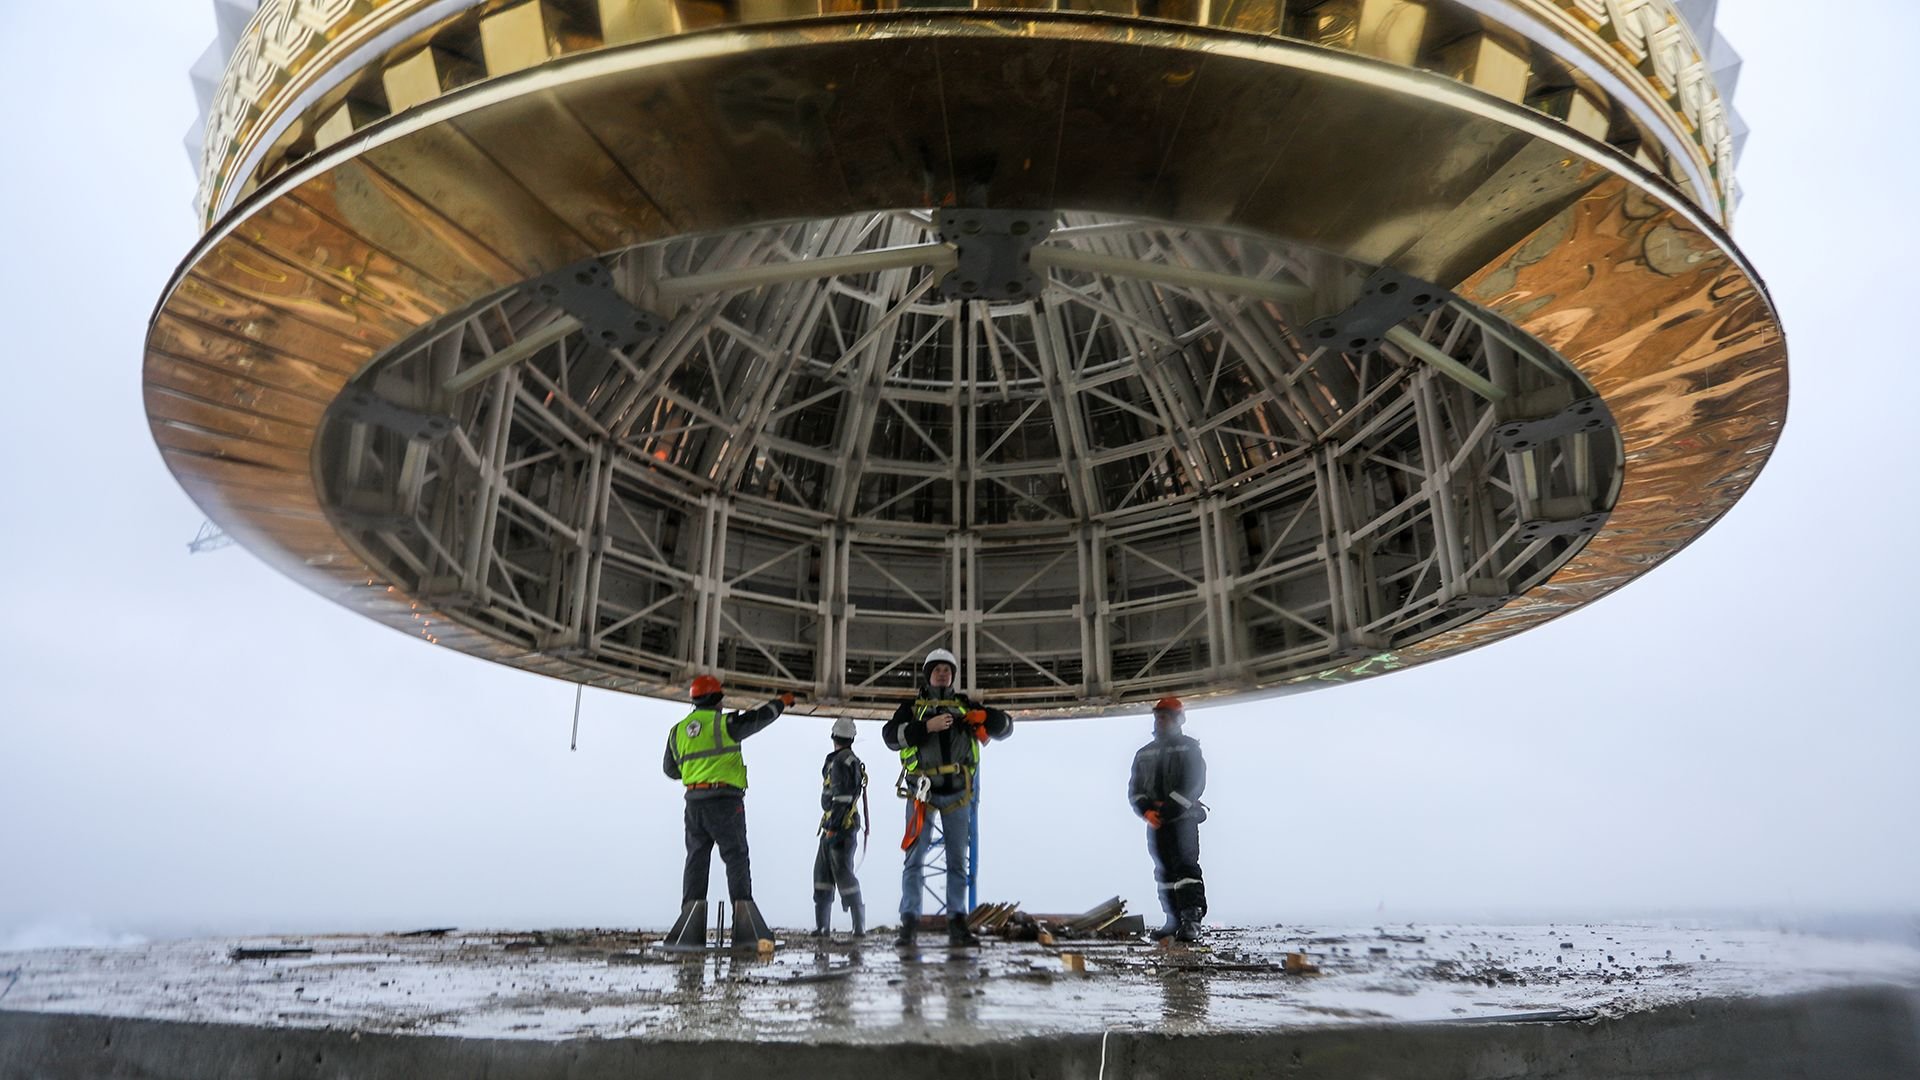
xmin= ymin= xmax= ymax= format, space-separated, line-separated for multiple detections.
xmin=192 ymin=0 xmax=1738 ymax=228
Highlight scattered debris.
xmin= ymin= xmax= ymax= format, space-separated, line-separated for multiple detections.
xmin=10 ymin=923 xmax=1913 ymax=1042
xmin=1435 ymin=1009 xmax=1596 ymax=1025
xmin=606 ymin=952 xmax=665 ymax=966
xmin=746 ymin=967 xmax=854 ymax=986
xmin=946 ymin=898 xmax=1141 ymax=943
xmin=967 ymin=902 xmax=1023 ymax=933
xmin=1059 ymin=896 xmax=1129 ymax=937
xmin=228 ymin=946 xmax=314 ymax=961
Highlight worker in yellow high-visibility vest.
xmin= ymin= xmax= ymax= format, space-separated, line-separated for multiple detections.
xmin=663 ymin=673 xmax=794 ymax=947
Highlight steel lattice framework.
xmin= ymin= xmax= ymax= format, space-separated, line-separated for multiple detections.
xmin=148 ymin=3 xmax=1788 ymax=719
xmin=318 ymin=212 xmax=1617 ymax=715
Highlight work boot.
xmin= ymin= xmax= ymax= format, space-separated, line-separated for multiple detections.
xmin=1173 ymin=907 xmax=1204 ymax=944
xmin=1150 ymin=907 xmax=1178 ymax=941
xmin=812 ymin=898 xmax=832 ymax=938
xmin=849 ymin=901 xmax=866 ymax=937
xmin=947 ymin=915 xmax=981 ymax=948
xmin=731 ymin=899 xmax=774 ymax=949
xmin=894 ymin=920 xmax=916 ymax=948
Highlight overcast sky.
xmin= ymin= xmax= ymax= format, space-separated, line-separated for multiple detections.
xmin=2 ymin=1 xmax=1915 ymax=949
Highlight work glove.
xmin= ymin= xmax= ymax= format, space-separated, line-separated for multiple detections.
xmin=965 ymin=709 xmax=990 ymax=744
xmin=1143 ymin=808 xmax=1163 ymax=829
xmin=780 ymin=691 xmax=796 ymax=707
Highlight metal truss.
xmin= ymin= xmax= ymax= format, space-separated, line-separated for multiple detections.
xmin=315 ymin=212 xmax=1621 ymax=716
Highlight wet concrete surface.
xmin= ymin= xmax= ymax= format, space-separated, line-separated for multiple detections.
xmin=6 ymin=924 xmax=1920 ymax=1078
xmin=3 ymin=922 xmax=1917 ymax=1044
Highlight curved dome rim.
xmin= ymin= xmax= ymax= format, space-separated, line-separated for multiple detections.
xmin=144 ymin=15 xmax=1786 ymax=718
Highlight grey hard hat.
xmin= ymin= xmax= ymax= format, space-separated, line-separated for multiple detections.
xmin=831 ymin=717 xmax=856 ymax=740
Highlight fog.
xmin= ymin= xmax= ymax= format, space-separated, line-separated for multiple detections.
xmin=2 ymin=0 xmax=1914 ymax=950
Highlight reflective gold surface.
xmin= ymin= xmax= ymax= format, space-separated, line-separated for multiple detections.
xmin=150 ymin=14 xmax=1785 ymax=711
xmin=195 ymin=0 xmax=1736 ymax=226
xmin=1293 ymin=173 xmax=1785 ymax=690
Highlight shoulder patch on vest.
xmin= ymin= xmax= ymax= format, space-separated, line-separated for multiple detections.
xmin=685 ymin=718 xmax=703 ymax=739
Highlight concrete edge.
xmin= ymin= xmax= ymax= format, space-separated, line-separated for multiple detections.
xmin=3 ymin=985 xmax=1917 ymax=1079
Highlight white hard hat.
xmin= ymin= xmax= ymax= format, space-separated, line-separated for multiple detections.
xmin=923 ymin=647 xmax=959 ymax=675
xmin=831 ymin=717 xmax=856 ymax=740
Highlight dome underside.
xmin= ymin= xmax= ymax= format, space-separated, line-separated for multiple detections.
xmin=148 ymin=14 xmax=1787 ymax=719
xmin=319 ymin=212 xmax=1621 ymax=714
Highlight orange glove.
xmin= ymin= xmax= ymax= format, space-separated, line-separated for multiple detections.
xmin=965 ymin=709 xmax=990 ymax=744
xmin=1143 ymin=809 xmax=1163 ymax=829
xmin=780 ymin=691 xmax=796 ymax=707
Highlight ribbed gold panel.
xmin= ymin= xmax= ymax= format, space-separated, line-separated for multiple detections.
xmin=192 ymin=0 xmax=1738 ymax=228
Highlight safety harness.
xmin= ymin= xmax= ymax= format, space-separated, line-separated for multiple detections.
xmin=818 ymin=750 xmax=870 ymax=861
xmin=896 ymin=697 xmax=983 ymax=850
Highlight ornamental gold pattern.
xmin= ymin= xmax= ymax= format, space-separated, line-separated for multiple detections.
xmin=194 ymin=0 xmax=1739 ymax=227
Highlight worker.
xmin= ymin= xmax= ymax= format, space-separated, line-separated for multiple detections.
xmin=813 ymin=717 xmax=868 ymax=939
xmin=663 ymin=674 xmax=793 ymax=948
xmin=882 ymin=647 xmax=1013 ymax=948
xmin=1128 ymin=696 xmax=1208 ymax=943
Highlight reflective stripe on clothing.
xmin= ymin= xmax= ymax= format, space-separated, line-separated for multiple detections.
xmin=899 ymin=697 xmax=978 ymax=774
xmin=674 ymin=708 xmax=748 ymax=789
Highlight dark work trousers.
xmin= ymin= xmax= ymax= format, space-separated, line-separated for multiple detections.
xmin=812 ymin=831 xmax=861 ymax=908
xmin=683 ymin=794 xmax=753 ymax=904
xmin=1149 ymin=816 xmax=1207 ymax=917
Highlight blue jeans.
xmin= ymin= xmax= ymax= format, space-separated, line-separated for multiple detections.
xmin=899 ymin=794 xmax=970 ymax=918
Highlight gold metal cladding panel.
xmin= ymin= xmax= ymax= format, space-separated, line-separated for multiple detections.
xmin=1290 ymin=175 xmax=1786 ymax=690
xmin=351 ymin=123 xmax=603 ymax=275
xmin=161 ymin=276 xmax=378 ymax=376
xmin=195 ymin=0 xmax=1737 ymax=225
xmin=528 ymin=28 xmax=1596 ymax=273
xmin=448 ymin=92 xmax=675 ymax=249
xmin=185 ymin=240 xmax=425 ymax=348
xmin=146 ymin=387 xmax=321 ymax=450
xmin=231 ymin=196 xmax=477 ymax=326
xmin=154 ymin=433 xmax=318 ymax=482
xmin=146 ymin=320 xmax=348 ymax=409
xmin=308 ymin=160 xmax=531 ymax=291
xmin=149 ymin=17 xmax=1785 ymax=710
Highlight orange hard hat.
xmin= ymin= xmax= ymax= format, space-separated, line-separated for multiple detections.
xmin=1153 ymin=696 xmax=1184 ymax=713
xmin=689 ymin=674 xmax=723 ymax=699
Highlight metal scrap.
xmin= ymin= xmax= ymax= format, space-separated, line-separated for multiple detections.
xmin=228 ymin=946 xmax=313 ymax=961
